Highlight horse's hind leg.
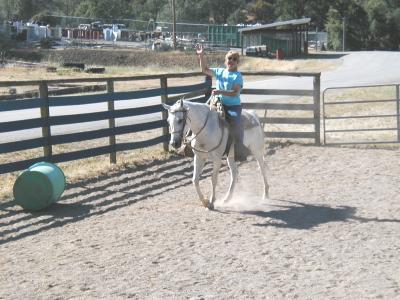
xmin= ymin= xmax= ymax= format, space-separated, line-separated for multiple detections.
xmin=222 ymin=155 xmax=238 ymax=203
xmin=246 ymin=124 xmax=269 ymax=200
xmin=193 ymin=155 xmax=208 ymax=207
xmin=254 ymin=152 xmax=269 ymax=200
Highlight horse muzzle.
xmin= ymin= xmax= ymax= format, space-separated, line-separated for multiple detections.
xmin=170 ymin=137 xmax=182 ymax=149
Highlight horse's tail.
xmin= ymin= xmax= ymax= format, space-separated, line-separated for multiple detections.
xmin=245 ymin=109 xmax=267 ymax=153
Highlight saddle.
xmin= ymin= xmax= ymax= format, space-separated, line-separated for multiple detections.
xmin=209 ymin=96 xmax=260 ymax=129
xmin=209 ymin=97 xmax=258 ymax=160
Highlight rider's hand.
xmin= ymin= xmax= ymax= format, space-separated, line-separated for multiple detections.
xmin=195 ymin=44 xmax=204 ymax=56
xmin=211 ymin=89 xmax=220 ymax=95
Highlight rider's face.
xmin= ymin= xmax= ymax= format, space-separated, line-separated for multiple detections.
xmin=225 ymin=55 xmax=238 ymax=71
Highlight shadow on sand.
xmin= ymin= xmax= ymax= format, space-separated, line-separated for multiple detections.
xmin=226 ymin=199 xmax=400 ymax=230
xmin=1 ymin=154 xmax=399 ymax=244
xmin=0 ymin=155 xmax=220 ymax=245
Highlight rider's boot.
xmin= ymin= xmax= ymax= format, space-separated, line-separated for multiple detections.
xmin=234 ymin=142 xmax=250 ymax=162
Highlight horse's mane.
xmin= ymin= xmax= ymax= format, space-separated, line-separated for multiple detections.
xmin=171 ymin=99 xmax=209 ymax=112
xmin=182 ymin=99 xmax=206 ymax=108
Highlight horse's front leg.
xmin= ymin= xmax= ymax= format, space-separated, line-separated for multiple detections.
xmin=208 ymin=159 xmax=222 ymax=210
xmin=193 ymin=154 xmax=207 ymax=207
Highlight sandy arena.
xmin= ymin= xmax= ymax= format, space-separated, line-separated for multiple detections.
xmin=1 ymin=144 xmax=400 ymax=299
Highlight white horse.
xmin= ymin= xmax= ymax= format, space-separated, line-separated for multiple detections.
xmin=163 ymin=99 xmax=269 ymax=210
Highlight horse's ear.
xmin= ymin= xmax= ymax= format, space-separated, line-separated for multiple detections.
xmin=162 ymin=103 xmax=171 ymax=111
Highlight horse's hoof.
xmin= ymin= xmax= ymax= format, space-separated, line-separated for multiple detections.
xmin=222 ymin=196 xmax=232 ymax=204
xmin=207 ymin=202 xmax=215 ymax=210
xmin=263 ymin=192 xmax=269 ymax=201
xmin=200 ymin=198 xmax=208 ymax=208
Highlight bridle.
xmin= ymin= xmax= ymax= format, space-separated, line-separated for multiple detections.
xmin=170 ymin=100 xmax=225 ymax=154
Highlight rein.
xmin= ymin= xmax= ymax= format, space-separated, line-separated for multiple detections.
xmin=182 ymin=105 xmax=225 ymax=154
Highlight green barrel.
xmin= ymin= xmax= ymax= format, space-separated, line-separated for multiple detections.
xmin=13 ymin=162 xmax=66 ymax=211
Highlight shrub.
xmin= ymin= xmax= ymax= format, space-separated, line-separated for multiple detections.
xmin=39 ymin=37 xmax=53 ymax=49
xmin=0 ymin=31 xmax=16 ymax=52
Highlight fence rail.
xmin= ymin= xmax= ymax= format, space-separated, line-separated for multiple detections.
xmin=0 ymin=71 xmax=321 ymax=174
xmin=322 ymin=84 xmax=400 ymax=145
xmin=242 ymin=71 xmax=320 ymax=143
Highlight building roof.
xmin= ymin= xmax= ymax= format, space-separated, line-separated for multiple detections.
xmin=239 ymin=18 xmax=311 ymax=33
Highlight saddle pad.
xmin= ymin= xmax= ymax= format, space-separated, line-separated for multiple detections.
xmin=241 ymin=111 xmax=260 ymax=129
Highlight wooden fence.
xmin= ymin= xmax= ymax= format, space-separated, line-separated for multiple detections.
xmin=0 ymin=71 xmax=320 ymax=175
xmin=241 ymin=71 xmax=321 ymax=142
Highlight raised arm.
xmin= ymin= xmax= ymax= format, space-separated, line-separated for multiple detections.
xmin=195 ymin=44 xmax=213 ymax=77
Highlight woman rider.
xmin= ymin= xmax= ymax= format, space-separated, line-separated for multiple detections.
xmin=195 ymin=44 xmax=249 ymax=162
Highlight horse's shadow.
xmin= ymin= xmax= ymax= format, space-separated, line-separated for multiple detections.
xmin=221 ymin=199 xmax=400 ymax=230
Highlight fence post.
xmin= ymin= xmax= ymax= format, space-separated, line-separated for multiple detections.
xmin=397 ymin=84 xmax=400 ymax=142
xmin=39 ymin=82 xmax=52 ymax=160
xmin=313 ymin=73 xmax=321 ymax=145
xmin=107 ymin=80 xmax=117 ymax=164
xmin=160 ymin=76 xmax=169 ymax=152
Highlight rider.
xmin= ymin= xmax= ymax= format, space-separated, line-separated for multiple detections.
xmin=195 ymin=44 xmax=249 ymax=162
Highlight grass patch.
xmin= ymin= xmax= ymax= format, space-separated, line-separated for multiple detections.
xmin=0 ymin=145 xmax=171 ymax=202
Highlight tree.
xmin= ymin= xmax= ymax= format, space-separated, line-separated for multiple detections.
xmin=325 ymin=8 xmax=342 ymax=51
xmin=209 ymin=0 xmax=246 ymax=24
xmin=0 ymin=29 xmax=16 ymax=54
xmin=325 ymin=0 xmax=369 ymax=51
xmin=75 ymin=0 xmax=131 ymax=21
xmin=247 ymin=0 xmax=275 ymax=24
xmin=303 ymin=0 xmax=330 ymax=30
xmin=387 ymin=8 xmax=400 ymax=49
xmin=14 ymin=0 xmax=35 ymax=20
xmin=0 ymin=0 xmax=16 ymax=20
xmin=227 ymin=8 xmax=247 ymax=24
xmin=130 ymin=0 xmax=168 ymax=22
xmin=175 ymin=0 xmax=210 ymax=23
xmin=56 ymin=0 xmax=83 ymax=16
xmin=14 ymin=0 xmax=53 ymax=20
xmin=273 ymin=0 xmax=307 ymax=20
xmin=364 ymin=0 xmax=400 ymax=50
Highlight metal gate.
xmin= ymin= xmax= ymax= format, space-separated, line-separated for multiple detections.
xmin=322 ymin=84 xmax=400 ymax=145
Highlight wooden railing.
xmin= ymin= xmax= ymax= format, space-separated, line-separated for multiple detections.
xmin=241 ymin=71 xmax=321 ymax=144
xmin=0 ymin=71 xmax=320 ymax=174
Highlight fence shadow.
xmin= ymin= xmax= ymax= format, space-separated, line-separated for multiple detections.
xmin=0 ymin=155 xmax=224 ymax=245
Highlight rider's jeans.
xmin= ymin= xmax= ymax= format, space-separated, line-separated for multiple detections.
xmin=223 ymin=104 xmax=244 ymax=145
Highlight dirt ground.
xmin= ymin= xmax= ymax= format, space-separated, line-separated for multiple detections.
xmin=1 ymin=144 xmax=400 ymax=299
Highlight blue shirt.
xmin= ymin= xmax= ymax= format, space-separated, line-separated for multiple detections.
xmin=211 ymin=68 xmax=243 ymax=106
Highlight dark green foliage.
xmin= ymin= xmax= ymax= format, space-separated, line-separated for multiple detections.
xmin=31 ymin=13 xmax=59 ymax=26
xmin=39 ymin=37 xmax=54 ymax=49
xmin=0 ymin=30 xmax=16 ymax=52
xmin=247 ymin=0 xmax=275 ymax=23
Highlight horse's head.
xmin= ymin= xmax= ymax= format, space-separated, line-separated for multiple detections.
xmin=162 ymin=99 xmax=189 ymax=149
